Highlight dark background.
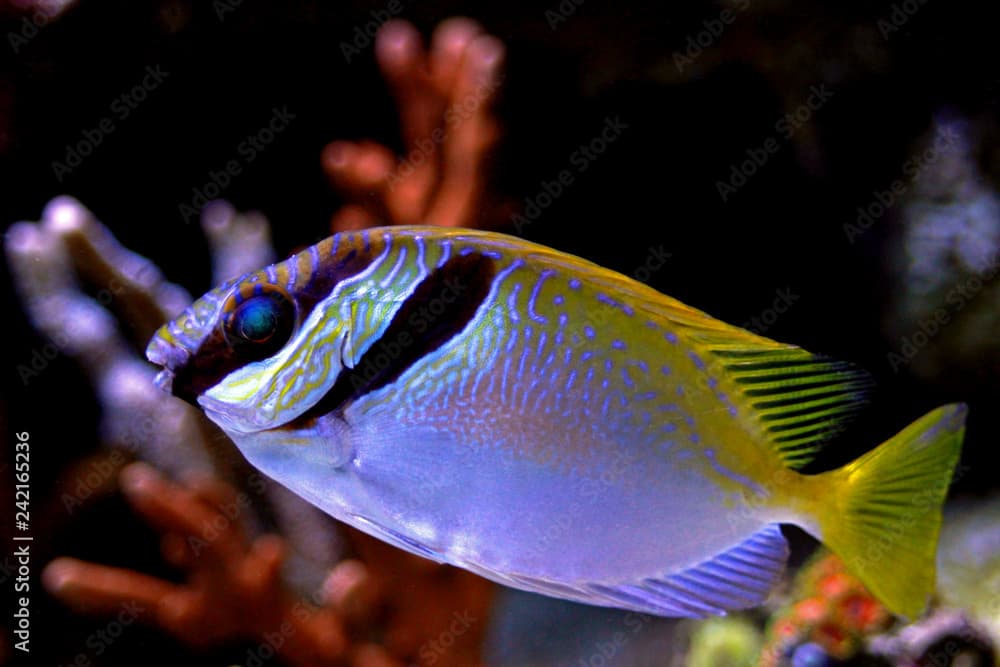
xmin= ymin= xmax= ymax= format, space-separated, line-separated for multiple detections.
xmin=2 ymin=0 xmax=999 ymax=664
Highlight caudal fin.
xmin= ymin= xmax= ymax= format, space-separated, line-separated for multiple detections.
xmin=816 ymin=404 xmax=966 ymax=619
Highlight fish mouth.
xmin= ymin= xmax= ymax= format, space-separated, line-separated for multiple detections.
xmin=153 ymin=368 xmax=175 ymax=393
xmin=145 ymin=335 xmax=190 ymax=395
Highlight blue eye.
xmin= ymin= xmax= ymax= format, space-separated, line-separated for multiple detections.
xmin=224 ymin=286 xmax=297 ymax=358
xmin=236 ymin=297 xmax=280 ymax=342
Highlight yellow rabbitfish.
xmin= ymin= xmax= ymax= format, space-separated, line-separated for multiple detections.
xmin=146 ymin=226 xmax=965 ymax=619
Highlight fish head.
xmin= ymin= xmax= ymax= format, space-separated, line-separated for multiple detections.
xmin=145 ymin=252 xmax=353 ymax=437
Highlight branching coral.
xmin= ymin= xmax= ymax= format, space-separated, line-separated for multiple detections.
xmin=323 ymin=17 xmax=507 ymax=232
xmin=7 ymin=16 xmax=505 ymax=667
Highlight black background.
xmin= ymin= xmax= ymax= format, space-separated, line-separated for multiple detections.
xmin=2 ymin=0 xmax=998 ymax=664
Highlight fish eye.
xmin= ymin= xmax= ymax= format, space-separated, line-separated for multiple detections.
xmin=236 ymin=297 xmax=282 ymax=342
xmin=223 ymin=285 xmax=297 ymax=360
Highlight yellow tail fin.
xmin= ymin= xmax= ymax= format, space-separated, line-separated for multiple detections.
xmin=816 ymin=404 xmax=966 ymax=619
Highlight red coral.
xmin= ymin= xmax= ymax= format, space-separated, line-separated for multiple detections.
xmin=323 ymin=18 xmax=507 ymax=232
xmin=43 ymin=463 xmax=495 ymax=666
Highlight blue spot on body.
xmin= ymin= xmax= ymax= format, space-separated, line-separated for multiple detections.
xmin=665 ymin=331 xmax=678 ymax=344
xmin=628 ymin=359 xmax=649 ymax=374
xmin=596 ymin=293 xmax=617 ymax=307
xmin=689 ymin=433 xmax=700 ymax=444
xmin=636 ymin=391 xmax=657 ymax=400
xmin=580 ymin=351 xmax=594 ymax=361
xmin=584 ymin=325 xmax=596 ymax=339
xmin=605 ymin=359 xmax=614 ymax=372
xmin=553 ymin=294 xmax=565 ymax=305
xmin=528 ymin=270 xmax=553 ymax=323
xmin=611 ymin=339 xmax=626 ymax=350
xmin=507 ymin=283 xmax=522 ymax=323
xmin=504 ymin=328 xmax=519 ymax=354
xmin=662 ymin=423 xmax=677 ymax=433
xmin=566 ymin=369 xmax=578 ymax=390
xmin=660 ymin=365 xmax=672 ymax=376
xmin=688 ymin=351 xmax=706 ymax=370
xmin=568 ymin=278 xmax=582 ymax=290
xmin=621 ymin=368 xmax=634 ymax=388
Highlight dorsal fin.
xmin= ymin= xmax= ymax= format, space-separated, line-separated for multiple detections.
xmin=703 ymin=343 xmax=873 ymax=468
xmin=388 ymin=227 xmax=875 ymax=469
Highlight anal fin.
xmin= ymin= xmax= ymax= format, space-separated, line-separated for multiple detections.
xmin=585 ymin=524 xmax=789 ymax=617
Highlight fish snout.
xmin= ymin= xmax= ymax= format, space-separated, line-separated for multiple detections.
xmin=145 ymin=334 xmax=191 ymax=396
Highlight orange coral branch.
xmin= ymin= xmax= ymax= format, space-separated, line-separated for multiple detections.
xmin=324 ymin=18 xmax=506 ymax=232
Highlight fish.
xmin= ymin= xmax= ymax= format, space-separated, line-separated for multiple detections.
xmin=146 ymin=226 xmax=966 ymax=619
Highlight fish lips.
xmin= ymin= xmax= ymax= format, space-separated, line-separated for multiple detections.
xmin=145 ymin=335 xmax=190 ymax=398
